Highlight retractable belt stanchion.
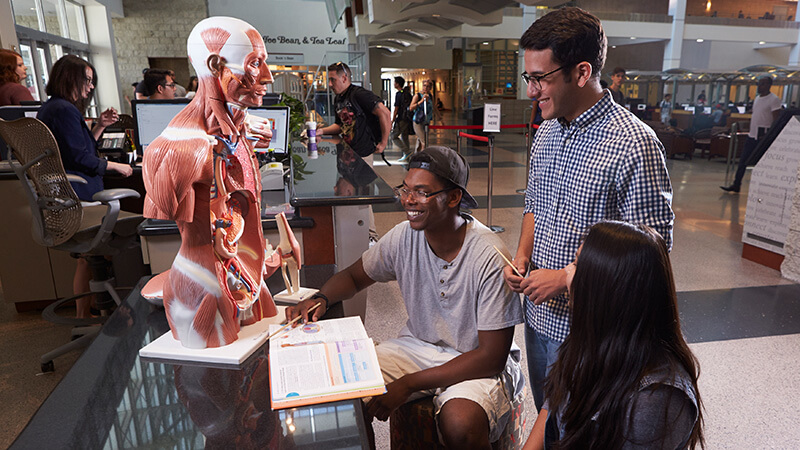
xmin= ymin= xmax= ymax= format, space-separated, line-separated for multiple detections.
xmin=458 ymin=131 xmax=503 ymax=233
xmin=425 ymin=124 xmax=429 ymax=147
xmin=725 ymin=122 xmax=739 ymax=185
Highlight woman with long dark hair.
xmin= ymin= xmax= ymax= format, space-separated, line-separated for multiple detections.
xmin=0 ymin=48 xmax=34 ymax=106
xmin=37 ymin=55 xmax=133 ymax=318
xmin=524 ymin=221 xmax=704 ymax=450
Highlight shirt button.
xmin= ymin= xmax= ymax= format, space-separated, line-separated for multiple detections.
xmin=443 ymin=265 xmax=447 ymax=269
xmin=440 ymin=279 xmax=444 ymax=283
xmin=440 ymin=292 xmax=445 ymax=297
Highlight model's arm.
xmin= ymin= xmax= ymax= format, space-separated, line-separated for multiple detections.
xmin=365 ymin=326 xmax=514 ymax=421
xmin=285 ymin=258 xmax=375 ymax=323
xmin=373 ymin=102 xmax=392 ymax=154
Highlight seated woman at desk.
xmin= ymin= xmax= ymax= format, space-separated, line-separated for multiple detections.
xmin=37 ymin=55 xmax=133 ymax=318
xmin=0 ymin=49 xmax=34 ymax=106
xmin=523 ymin=221 xmax=703 ymax=449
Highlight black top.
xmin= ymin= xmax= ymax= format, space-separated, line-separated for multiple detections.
xmin=393 ymin=88 xmax=412 ymax=124
xmin=334 ymin=84 xmax=383 ymax=157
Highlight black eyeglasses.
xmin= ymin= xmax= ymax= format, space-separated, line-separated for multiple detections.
xmin=393 ymin=184 xmax=454 ymax=202
xmin=84 ymin=76 xmax=94 ymax=86
xmin=521 ymin=65 xmax=568 ymax=90
xmin=164 ymin=83 xmax=176 ymax=88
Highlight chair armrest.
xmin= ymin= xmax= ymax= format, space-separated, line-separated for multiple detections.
xmin=66 ymin=174 xmax=88 ymax=184
xmin=92 ymin=188 xmax=141 ymax=202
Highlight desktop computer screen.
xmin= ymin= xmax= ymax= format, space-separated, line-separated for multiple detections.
xmin=132 ymin=98 xmax=191 ymax=153
xmin=247 ymin=106 xmax=290 ymax=153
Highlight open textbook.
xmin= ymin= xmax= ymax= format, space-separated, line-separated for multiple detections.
xmin=269 ymin=316 xmax=386 ymax=410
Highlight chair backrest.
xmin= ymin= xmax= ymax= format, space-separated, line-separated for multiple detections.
xmin=0 ymin=118 xmax=83 ymax=247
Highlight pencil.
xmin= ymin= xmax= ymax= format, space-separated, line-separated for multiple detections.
xmin=493 ymin=245 xmax=523 ymax=277
xmin=267 ymin=302 xmax=321 ymax=341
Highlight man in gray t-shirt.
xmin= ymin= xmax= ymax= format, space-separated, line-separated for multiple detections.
xmin=288 ymin=146 xmax=524 ymax=447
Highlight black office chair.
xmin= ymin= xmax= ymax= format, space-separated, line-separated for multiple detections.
xmin=0 ymin=117 xmax=144 ymax=372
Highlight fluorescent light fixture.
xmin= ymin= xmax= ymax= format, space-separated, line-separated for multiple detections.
xmin=696 ymin=38 xmax=704 ymax=43
xmin=630 ymin=36 xmax=637 ymax=40
xmin=759 ymin=41 xmax=766 ymax=45
xmin=482 ymin=42 xmax=489 ymax=45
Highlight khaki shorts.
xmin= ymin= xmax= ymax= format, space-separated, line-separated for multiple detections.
xmin=375 ymin=335 xmax=523 ymax=443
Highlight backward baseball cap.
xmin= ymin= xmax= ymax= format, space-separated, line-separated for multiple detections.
xmin=408 ymin=146 xmax=479 ymax=209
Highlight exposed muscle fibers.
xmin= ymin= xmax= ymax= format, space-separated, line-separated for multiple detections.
xmin=141 ymin=17 xmax=278 ymax=349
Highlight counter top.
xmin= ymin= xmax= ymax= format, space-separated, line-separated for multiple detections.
xmin=289 ymin=140 xmax=396 ymax=207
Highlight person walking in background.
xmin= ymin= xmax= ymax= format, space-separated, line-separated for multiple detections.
xmin=409 ymin=79 xmax=434 ymax=153
xmin=660 ymin=93 xmax=673 ymax=124
xmin=609 ymin=66 xmax=626 ymax=105
xmin=522 ymin=221 xmax=704 ymax=450
xmin=721 ymin=76 xmax=782 ymax=193
xmin=390 ymin=76 xmax=412 ymax=162
xmin=0 ymin=49 xmax=34 ymax=106
xmin=504 ymin=7 xmax=674 ymax=410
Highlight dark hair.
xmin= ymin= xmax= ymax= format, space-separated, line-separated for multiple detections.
xmin=46 ymin=55 xmax=96 ymax=112
xmin=328 ymin=61 xmax=351 ymax=78
xmin=144 ymin=69 xmax=171 ymax=95
xmin=187 ymin=75 xmax=198 ymax=91
xmin=546 ymin=221 xmax=704 ymax=449
xmin=394 ymin=76 xmax=405 ymax=87
xmin=612 ymin=66 xmax=626 ymax=76
xmin=0 ymin=49 xmax=23 ymax=84
xmin=519 ymin=7 xmax=606 ymax=79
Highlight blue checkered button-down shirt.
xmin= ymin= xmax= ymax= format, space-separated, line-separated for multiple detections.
xmin=523 ymin=91 xmax=674 ymax=342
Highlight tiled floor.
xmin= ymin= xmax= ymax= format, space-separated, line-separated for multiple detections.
xmin=1 ymin=111 xmax=798 ymax=448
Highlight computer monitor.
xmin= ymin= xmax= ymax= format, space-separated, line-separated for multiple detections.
xmin=247 ymin=105 xmax=291 ymax=153
xmin=131 ymin=98 xmax=191 ymax=153
xmin=0 ymin=105 xmax=40 ymax=160
xmin=685 ymin=106 xmax=695 ymax=113
xmin=737 ymin=106 xmax=746 ymax=114
xmin=703 ymin=107 xmax=712 ymax=114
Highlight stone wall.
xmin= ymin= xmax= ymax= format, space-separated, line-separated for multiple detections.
xmin=781 ymin=165 xmax=800 ymax=282
xmin=111 ymin=0 xmax=207 ymax=112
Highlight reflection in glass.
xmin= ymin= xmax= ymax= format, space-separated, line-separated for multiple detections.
xmin=334 ymin=145 xmax=377 ymax=197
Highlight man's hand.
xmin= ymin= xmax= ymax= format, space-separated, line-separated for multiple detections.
xmin=285 ymin=297 xmax=326 ymax=326
xmin=366 ymin=377 xmax=414 ymax=421
xmin=375 ymin=141 xmax=386 ymax=154
xmin=502 ymin=256 xmax=529 ymax=293
xmin=520 ymin=268 xmax=567 ymax=305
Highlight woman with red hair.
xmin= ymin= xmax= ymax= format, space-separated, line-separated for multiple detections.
xmin=0 ymin=48 xmax=34 ymax=106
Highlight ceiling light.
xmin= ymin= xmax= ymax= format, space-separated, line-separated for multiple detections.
xmin=611 ymin=45 xmax=617 ymax=48
xmin=630 ymin=36 xmax=637 ymax=40
xmin=759 ymin=41 xmax=766 ymax=45
xmin=432 ymin=14 xmax=440 ymax=17
xmin=696 ymin=38 xmax=704 ymax=43
xmin=422 ymin=71 xmax=426 ymax=74
xmin=482 ymin=42 xmax=489 ymax=45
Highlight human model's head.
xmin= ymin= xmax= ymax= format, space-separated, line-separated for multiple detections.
xmin=0 ymin=49 xmax=27 ymax=84
xmin=757 ymin=76 xmax=773 ymax=96
xmin=519 ymin=7 xmax=606 ymax=121
xmin=327 ymin=61 xmax=352 ymax=95
xmin=394 ymin=76 xmax=405 ymax=90
xmin=611 ymin=66 xmax=626 ymax=89
xmin=47 ymin=55 xmax=96 ymax=111
xmin=551 ymin=220 xmax=704 ymax=448
xmin=399 ymin=146 xmax=477 ymax=231
xmin=144 ymin=69 xmax=176 ymax=100
xmin=187 ymin=16 xmax=272 ymax=108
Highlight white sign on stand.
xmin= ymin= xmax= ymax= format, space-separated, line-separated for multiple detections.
xmin=483 ymin=103 xmax=501 ymax=133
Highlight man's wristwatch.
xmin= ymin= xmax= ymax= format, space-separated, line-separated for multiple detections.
xmin=310 ymin=292 xmax=329 ymax=310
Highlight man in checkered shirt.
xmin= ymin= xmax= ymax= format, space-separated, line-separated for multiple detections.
xmin=502 ymin=7 xmax=675 ymax=410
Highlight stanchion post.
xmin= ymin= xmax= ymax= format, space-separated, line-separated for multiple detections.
xmin=486 ymin=134 xmax=504 ymax=233
xmin=425 ymin=124 xmax=429 ymax=147
xmin=725 ymin=122 xmax=738 ymax=184
xmin=456 ymin=132 xmax=461 ymax=154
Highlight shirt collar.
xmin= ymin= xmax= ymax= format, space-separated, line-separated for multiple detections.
xmin=558 ymin=90 xmax=614 ymax=131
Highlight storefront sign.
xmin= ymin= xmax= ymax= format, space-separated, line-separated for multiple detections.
xmin=483 ymin=103 xmax=501 ymax=133
xmin=268 ymin=53 xmax=305 ymax=64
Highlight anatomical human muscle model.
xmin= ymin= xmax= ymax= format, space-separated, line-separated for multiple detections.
xmin=141 ymin=16 xmax=279 ymax=348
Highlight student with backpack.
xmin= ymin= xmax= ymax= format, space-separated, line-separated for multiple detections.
xmin=391 ymin=76 xmax=413 ymax=162
xmin=409 ymin=79 xmax=434 ymax=153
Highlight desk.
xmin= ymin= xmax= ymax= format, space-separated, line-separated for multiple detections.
xmin=289 ymin=141 xmax=396 ymax=319
xmin=11 ymin=271 xmax=370 ymax=449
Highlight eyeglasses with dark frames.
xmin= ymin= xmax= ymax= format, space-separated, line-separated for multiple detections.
xmin=521 ymin=65 xmax=568 ymax=90
xmin=393 ymin=184 xmax=454 ymax=202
